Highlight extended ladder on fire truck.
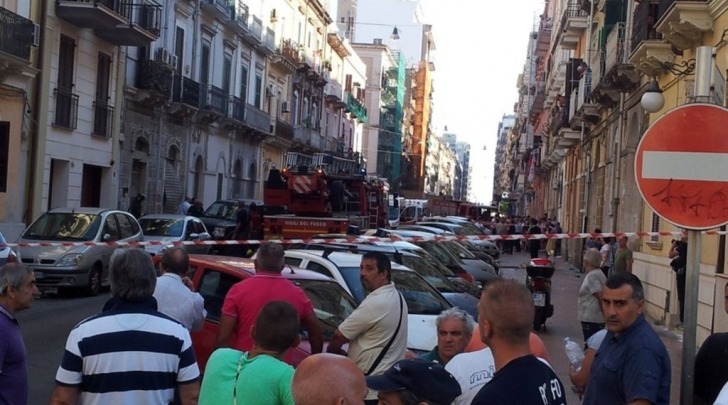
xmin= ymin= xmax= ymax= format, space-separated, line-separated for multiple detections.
xmin=285 ymin=152 xmax=314 ymax=169
xmin=312 ymin=153 xmax=361 ymax=176
xmin=368 ymin=191 xmax=379 ymax=227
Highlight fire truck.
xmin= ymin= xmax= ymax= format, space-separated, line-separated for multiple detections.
xmin=263 ymin=152 xmax=390 ymax=239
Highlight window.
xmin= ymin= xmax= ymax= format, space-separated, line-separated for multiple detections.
xmin=284 ymin=257 xmax=303 ymax=267
xmin=254 ymin=74 xmax=262 ymax=108
xmin=0 ymin=122 xmax=7 ymax=192
xmin=93 ymin=52 xmax=112 ymax=137
xmin=55 ymin=35 xmax=77 ymax=129
xmin=200 ymin=42 xmax=210 ymax=85
xmin=650 ymin=212 xmax=660 ymax=242
xmin=103 ymin=215 xmax=120 ymax=241
xmin=174 ymin=27 xmax=184 ymax=73
xmin=305 ymin=261 xmax=334 ymax=279
xmin=115 ymin=213 xmax=136 ymax=239
xmin=197 ymin=270 xmax=243 ymax=322
xmin=222 ymin=54 xmax=232 ymax=94
xmin=240 ymin=63 xmax=249 ymax=103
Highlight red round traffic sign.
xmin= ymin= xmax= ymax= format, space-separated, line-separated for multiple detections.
xmin=635 ymin=103 xmax=728 ymax=230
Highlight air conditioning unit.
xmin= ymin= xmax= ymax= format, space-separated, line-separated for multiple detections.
xmin=266 ymin=84 xmax=276 ymax=96
xmin=281 ymin=101 xmax=290 ymax=113
xmin=32 ymin=24 xmax=40 ymax=47
xmin=155 ymin=47 xmax=169 ymax=63
xmin=168 ymin=54 xmax=178 ymax=69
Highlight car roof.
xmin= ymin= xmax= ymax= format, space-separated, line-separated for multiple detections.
xmin=187 ymin=254 xmax=337 ymax=282
xmin=383 ymin=229 xmax=436 ymax=238
xmin=295 ymin=242 xmax=419 ymax=256
xmin=399 ymin=225 xmax=449 ymax=234
xmin=285 ymin=250 xmax=413 ymax=271
xmin=139 ymin=214 xmax=200 ymax=220
xmin=46 ymin=207 xmax=115 ymax=215
xmin=418 ymin=221 xmax=461 ymax=228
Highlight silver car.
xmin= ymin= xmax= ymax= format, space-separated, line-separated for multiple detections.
xmin=18 ymin=208 xmax=144 ymax=295
xmin=138 ymin=214 xmax=211 ymax=256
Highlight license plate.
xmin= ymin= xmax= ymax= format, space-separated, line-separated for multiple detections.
xmin=34 ymin=271 xmax=44 ymax=279
xmin=532 ymin=292 xmax=546 ymax=307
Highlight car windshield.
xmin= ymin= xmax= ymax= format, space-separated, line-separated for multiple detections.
xmin=337 ymin=267 xmax=451 ymax=315
xmin=22 ymin=213 xmax=101 ymax=241
xmin=293 ymin=279 xmax=356 ymax=334
xmin=203 ymin=202 xmax=237 ymax=220
xmin=139 ymin=218 xmax=184 ymax=237
xmin=411 ymin=250 xmax=456 ymax=277
xmin=459 ymin=223 xmax=485 ymax=235
xmin=446 ymin=241 xmax=477 ymax=259
xmin=399 ymin=256 xmax=455 ymax=293
xmin=415 ymin=241 xmax=460 ymax=266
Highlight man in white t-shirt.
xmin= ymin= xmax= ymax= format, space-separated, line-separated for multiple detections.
xmin=445 ymin=347 xmax=496 ymax=405
xmin=327 ymin=252 xmax=408 ymax=405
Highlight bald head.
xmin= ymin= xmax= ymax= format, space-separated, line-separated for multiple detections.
xmin=292 ymin=354 xmax=366 ymax=405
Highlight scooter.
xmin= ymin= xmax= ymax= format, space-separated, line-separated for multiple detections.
xmin=526 ymin=258 xmax=555 ymax=331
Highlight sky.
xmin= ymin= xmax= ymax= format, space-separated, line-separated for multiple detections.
xmin=418 ymin=0 xmax=545 ymax=204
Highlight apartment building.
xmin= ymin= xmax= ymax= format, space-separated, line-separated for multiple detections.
xmin=497 ymin=0 xmax=728 ymax=342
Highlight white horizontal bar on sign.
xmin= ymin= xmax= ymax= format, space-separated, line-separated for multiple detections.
xmin=642 ymin=151 xmax=728 ymax=181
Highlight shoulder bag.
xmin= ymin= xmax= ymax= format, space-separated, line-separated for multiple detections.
xmin=365 ymin=293 xmax=404 ymax=376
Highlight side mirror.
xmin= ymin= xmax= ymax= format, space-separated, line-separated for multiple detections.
xmin=189 ymin=233 xmax=199 ymax=240
xmin=103 ymin=233 xmax=112 ymax=241
xmin=198 ymin=232 xmax=211 ymax=241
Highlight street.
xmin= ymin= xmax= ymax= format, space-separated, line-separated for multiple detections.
xmin=19 ymin=250 xmax=685 ymax=404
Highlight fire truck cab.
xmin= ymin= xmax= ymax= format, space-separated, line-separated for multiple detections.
xmin=263 ymin=152 xmax=390 ymax=239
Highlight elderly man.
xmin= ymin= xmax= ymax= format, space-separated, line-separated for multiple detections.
xmin=327 ymin=251 xmax=408 ymax=405
xmin=419 ymin=307 xmax=474 ymax=365
xmin=51 ymin=248 xmax=200 ymax=405
xmin=471 ymin=279 xmax=565 ymax=404
xmin=579 ymin=247 xmax=607 ymax=343
xmin=0 ymin=263 xmax=40 ymax=405
xmin=582 ymin=273 xmax=671 ymax=405
xmin=153 ymin=247 xmax=206 ymax=331
xmin=292 ymin=353 xmax=367 ymax=405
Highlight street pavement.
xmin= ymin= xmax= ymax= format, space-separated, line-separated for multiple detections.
xmin=497 ymin=250 xmax=683 ymax=404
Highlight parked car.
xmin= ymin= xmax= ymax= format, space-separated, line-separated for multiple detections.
xmin=152 ymin=254 xmax=358 ymax=371
xmin=17 ymin=208 xmax=144 ymax=295
xmin=138 ymin=214 xmax=212 ymax=256
xmin=198 ymin=199 xmax=262 ymax=241
xmin=285 ymin=242 xmax=480 ymax=318
xmin=0 ymin=232 xmax=19 ymax=266
xmin=282 ymin=249 xmax=453 ymax=353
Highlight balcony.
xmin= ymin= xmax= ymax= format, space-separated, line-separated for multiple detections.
xmin=602 ymin=23 xmax=639 ymax=92
xmin=258 ymin=27 xmax=276 ymax=56
xmin=92 ymin=101 xmax=114 ymax=138
xmin=655 ymin=0 xmax=711 ymax=52
xmin=535 ymin=16 xmax=553 ymax=58
xmin=223 ymin=96 xmax=245 ymax=129
xmin=529 ymin=81 xmax=546 ymax=118
xmin=558 ymin=1 xmax=588 ymax=49
xmin=243 ymin=15 xmax=262 ymax=46
xmin=230 ymin=1 xmax=249 ymax=35
xmin=324 ymin=79 xmax=343 ymax=104
xmin=345 ymin=92 xmax=368 ymax=123
xmin=199 ymin=85 xmax=228 ymax=122
xmin=169 ymin=75 xmax=200 ymax=117
xmin=327 ymin=33 xmax=350 ymax=58
xmin=270 ymin=38 xmax=298 ymax=73
xmin=57 ymin=1 xmax=161 ymax=46
xmin=53 ymin=87 xmax=79 ymax=130
xmin=0 ymin=7 xmax=38 ymax=80
xmin=629 ymin=0 xmax=675 ymax=76
xmin=569 ymin=76 xmax=599 ymax=128
xmin=294 ymin=126 xmax=324 ymax=150
xmin=275 ymin=118 xmax=294 ymax=140
xmin=133 ymin=59 xmax=173 ymax=105
xmin=549 ymin=107 xmax=570 ymax=135
xmin=244 ymin=104 xmax=271 ymax=135
xmin=201 ymin=0 xmax=233 ymax=21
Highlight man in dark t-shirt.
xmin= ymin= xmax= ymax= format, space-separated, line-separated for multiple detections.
xmin=233 ymin=201 xmax=249 ymax=240
xmin=694 ymin=281 xmax=728 ymax=404
xmin=528 ymin=219 xmax=542 ymax=259
xmin=472 ymin=279 xmax=566 ymax=404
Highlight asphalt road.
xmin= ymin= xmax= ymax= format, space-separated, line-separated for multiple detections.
xmin=17 ymin=290 xmax=110 ymax=404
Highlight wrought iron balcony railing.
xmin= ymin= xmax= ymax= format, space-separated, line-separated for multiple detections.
xmin=202 ymin=85 xmax=228 ymax=116
xmin=230 ymin=96 xmax=245 ymax=122
xmin=0 ymin=6 xmax=35 ymax=61
xmin=54 ymin=87 xmax=79 ymax=130
xmin=92 ymin=101 xmax=114 ymax=138
xmin=171 ymin=75 xmax=200 ymax=108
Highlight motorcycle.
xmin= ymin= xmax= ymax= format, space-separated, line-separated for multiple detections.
xmin=526 ymin=257 xmax=555 ymax=331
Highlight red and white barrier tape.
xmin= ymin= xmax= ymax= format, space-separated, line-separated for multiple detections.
xmin=0 ymin=231 xmax=708 ymax=248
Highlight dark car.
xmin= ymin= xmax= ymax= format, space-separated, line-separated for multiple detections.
xmin=151 ymin=254 xmax=357 ymax=371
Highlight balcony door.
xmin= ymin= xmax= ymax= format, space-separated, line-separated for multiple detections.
xmin=55 ymin=35 xmax=76 ymax=129
xmin=93 ymin=53 xmax=112 ymax=137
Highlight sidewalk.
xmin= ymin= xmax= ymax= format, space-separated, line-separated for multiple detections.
xmin=497 ymin=251 xmax=683 ymax=404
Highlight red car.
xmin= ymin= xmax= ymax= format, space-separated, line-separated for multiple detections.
xmin=153 ymin=254 xmax=356 ymax=371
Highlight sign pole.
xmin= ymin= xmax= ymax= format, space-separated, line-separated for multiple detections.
xmin=679 ymin=46 xmax=713 ymax=405
xmin=681 ymin=229 xmax=701 ymax=404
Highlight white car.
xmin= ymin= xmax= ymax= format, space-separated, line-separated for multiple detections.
xmin=282 ymin=250 xmax=452 ymax=353
xmin=138 ymin=214 xmax=212 ymax=256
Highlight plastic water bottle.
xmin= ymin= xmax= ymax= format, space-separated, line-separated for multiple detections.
xmin=564 ymin=337 xmax=585 ymax=372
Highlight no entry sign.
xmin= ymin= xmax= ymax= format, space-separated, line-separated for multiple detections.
xmin=635 ymin=103 xmax=728 ymax=230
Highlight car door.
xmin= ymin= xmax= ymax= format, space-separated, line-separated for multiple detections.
xmin=192 ymin=264 xmax=246 ymax=370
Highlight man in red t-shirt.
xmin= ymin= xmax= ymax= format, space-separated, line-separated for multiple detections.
xmin=215 ymin=243 xmax=323 ymax=353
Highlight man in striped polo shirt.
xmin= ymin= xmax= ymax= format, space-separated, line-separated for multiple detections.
xmin=50 ymin=248 xmax=200 ymax=405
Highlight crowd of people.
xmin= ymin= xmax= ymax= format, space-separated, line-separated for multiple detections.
xmin=0 ymin=223 xmax=726 ymax=404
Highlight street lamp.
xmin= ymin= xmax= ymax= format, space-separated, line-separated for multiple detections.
xmin=640 ymin=59 xmax=696 ymax=113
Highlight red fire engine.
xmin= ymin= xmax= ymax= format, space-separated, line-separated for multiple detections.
xmin=263 ymin=152 xmax=390 ymax=239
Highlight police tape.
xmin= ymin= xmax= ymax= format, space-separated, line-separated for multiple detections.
xmin=0 ymin=230 xmax=715 ymax=248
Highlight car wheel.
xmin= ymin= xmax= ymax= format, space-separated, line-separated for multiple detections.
xmin=86 ymin=264 xmax=102 ymax=296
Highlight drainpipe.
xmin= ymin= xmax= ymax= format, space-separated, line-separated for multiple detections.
xmin=29 ymin=0 xmax=50 ymax=220
xmin=112 ymin=46 xmax=126 ymax=209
